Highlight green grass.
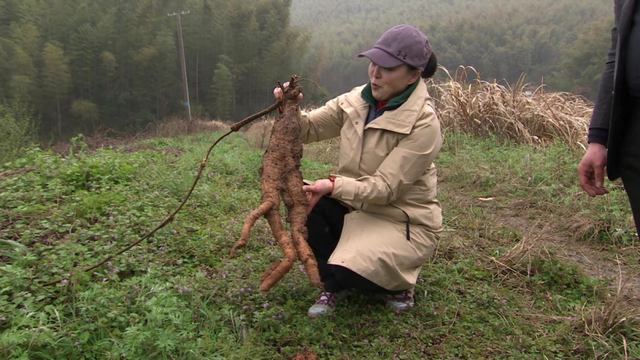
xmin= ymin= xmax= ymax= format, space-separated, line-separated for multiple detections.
xmin=0 ymin=131 xmax=638 ymax=359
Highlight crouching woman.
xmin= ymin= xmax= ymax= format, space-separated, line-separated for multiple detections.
xmin=276 ymin=24 xmax=443 ymax=317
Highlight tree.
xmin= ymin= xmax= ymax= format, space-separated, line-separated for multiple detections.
xmin=0 ymin=38 xmax=14 ymax=100
xmin=184 ymin=0 xmax=228 ymax=108
xmin=559 ymin=18 xmax=612 ymax=98
xmin=69 ymin=23 xmax=99 ymax=99
xmin=41 ymin=42 xmax=71 ymax=137
xmin=8 ymin=46 xmax=37 ymax=101
xmin=70 ymin=99 xmax=100 ymax=132
xmin=132 ymin=28 xmax=180 ymax=125
xmin=100 ymin=51 xmax=118 ymax=93
xmin=210 ymin=62 xmax=234 ymax=120
xmin=10 ymin=23 xmax=40 ymax=60
xmin=0 ymin=99 xmax=39 ymax=164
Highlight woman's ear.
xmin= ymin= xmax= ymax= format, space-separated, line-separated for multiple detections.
xmin=408 ymin=68 xmax=422 ymax=85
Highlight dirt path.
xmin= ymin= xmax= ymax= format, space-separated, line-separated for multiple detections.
xmin=441 ymin=189 xmax=639 ymax=307
xmin=500 ymin=211 xmax=640 ymax=306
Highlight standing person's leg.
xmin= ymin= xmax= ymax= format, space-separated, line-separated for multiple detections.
xmin=621 ymin=168 xmax=640 ymax=237
xmin=620 ymin=101 xmax=640 ymax=239
xmin=305 ymin=196 xmax=350 ymax=291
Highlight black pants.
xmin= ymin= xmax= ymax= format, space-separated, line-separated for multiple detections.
xmin=306 ymin=196 xmax=400 ymax=294
xmin=620 ymin=99 xmax=640 ymax=238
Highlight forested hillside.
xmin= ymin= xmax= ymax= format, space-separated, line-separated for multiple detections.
xmin=0 ymin=0 xmax=613 ymax=142
xmin=0 ymin=0 xmax=318 ymax=137
xmin=291 ymin=0 xmax=612 ymax=98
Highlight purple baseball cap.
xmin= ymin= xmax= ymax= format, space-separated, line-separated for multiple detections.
xmin=359 ymin=24 xmax=433 ymax=71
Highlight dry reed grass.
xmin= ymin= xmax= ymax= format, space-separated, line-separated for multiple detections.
xmin=242 ymin=117 xmax=274 ymax=150
xmin=578 ymin=259 xmax=640 ymax=357
xmin=428 ymin=66 xmax=593 ymax=150
xmin=488 ymin=223 xmax=552 ymax=280
xmin=567 ymin=209 xmax=634 ymax=244
xmin=145 ymin=116 xmax=229 ymax=138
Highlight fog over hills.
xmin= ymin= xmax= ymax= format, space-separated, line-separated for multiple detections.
xmin=291 ymin=0 xmax=611 ymax=99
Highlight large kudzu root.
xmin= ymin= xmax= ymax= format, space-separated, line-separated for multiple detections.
xmin=230 ymin=76 xmax=322 ymax=291
xmin=259 ymin=208 xmax=297 ymax=291
xmin=231 ymin=201 xmax=274 ymax=257
xmin=284 ymin=165 xmax=321 ymax=288
xmin=292 ymin=347 xmax=320 ymax=360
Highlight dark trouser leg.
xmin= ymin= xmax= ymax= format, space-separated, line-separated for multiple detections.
xmin=306 ymin=196 xmax=350 ymax=292
xmin=331 ymin=265 xmax=402 ymax=295
xmin=620 ymin=102 xmax=640 ymax=239
xmin=306 ymin=197 xmax=403 ymax=294
xmin=620 ymin=168 xmax=640 ymax=238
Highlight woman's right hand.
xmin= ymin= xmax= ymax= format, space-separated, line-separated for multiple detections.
xmin=302 ymin=179 xmax=333 ymax=215
xmin=577 ymin=143 xmax=609 ymax=197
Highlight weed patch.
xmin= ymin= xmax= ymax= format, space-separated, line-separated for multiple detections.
xmin=1 ymin=130 xmax=638 ymax=358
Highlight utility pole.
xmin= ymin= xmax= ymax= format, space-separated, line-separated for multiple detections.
xmin=168 ymin=11 xmax=192 ymax=126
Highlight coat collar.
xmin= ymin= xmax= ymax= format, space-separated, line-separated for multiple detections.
xmin=342 ymin=80 xmax=429 ymax=135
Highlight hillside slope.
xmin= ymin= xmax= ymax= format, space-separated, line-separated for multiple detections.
xmin=291 ymin=0 xmax=611 ymax=98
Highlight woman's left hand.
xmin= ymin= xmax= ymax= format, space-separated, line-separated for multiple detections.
xmin=273 ymin=81 xmax=304 ymax=103
xmin=302 ymin=179 xmax=334 ymax=214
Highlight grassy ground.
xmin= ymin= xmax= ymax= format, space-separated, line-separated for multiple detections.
xmin=1 ymin=129 xmax=638 ymax=359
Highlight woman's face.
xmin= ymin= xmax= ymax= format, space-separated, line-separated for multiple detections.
xmin=368 ymin=62 xmax=421 ymax=101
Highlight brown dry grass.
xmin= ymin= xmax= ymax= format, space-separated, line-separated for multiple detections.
xmin=578 ymin=259 xmax=640 ymax=356
xmin=242 ymin=117 xmax=274 ymax=151
xmin=49 ymin=117 xmax=229 ymax=155
xmin=488 ymin=223 xmax=552 ymax=281
xmin=428 ymin=66 xmax=593 ymax=150
xmin=145 ymin=116 xmax=229 ymax=138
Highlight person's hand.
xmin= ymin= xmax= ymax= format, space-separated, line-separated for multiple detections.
xmin=578 ymin=143 xmax=610 ymax=197
xmin=302 ymin=179 xmax=334 ymax=214
xmin=273 ymin=81 xmax=303 ymax=104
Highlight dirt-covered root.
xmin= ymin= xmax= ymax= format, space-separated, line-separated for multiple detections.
xmin=231 ymin=148 xmax=282 ymax=257
xmin=231 ymin=76 xmax=322 ymax=291
xmin=231 ymin=201 xmax=274 ymax=257
xmin=285 ymin=169 xmax=322 ymax=288
xmin=259 ymin=208 xmax=297 ymax=291
xmin=291 ymin=348 xmax=319 ymax=360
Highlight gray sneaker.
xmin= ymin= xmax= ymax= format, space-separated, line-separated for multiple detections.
xmin=307 ymin=290 xmax=349 ymax=318
xmin=385 ymin=288 xmax=415 ymax=312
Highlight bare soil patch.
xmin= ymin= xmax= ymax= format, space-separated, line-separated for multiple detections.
xmin=499 ymin=205 xmax=640 ymax=306
xmin=47 ymin=118 xmax=229 ymax=156
xmin=0 ymin=167 xmax=36 ymax=178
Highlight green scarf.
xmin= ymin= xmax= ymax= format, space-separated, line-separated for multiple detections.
xmin=361 ymin=80 xmax=419 ymax=111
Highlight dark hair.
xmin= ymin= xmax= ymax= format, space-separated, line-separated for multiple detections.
xmin=421 ymin=52 xmax=437 ymax=79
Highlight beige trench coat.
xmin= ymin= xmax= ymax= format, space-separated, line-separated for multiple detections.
xmin=299 ymin=80 xmax=443 ymax=291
